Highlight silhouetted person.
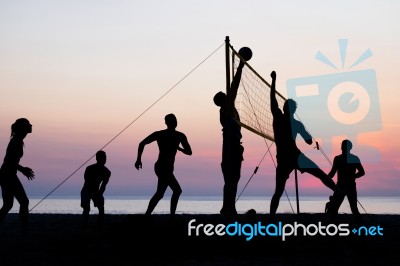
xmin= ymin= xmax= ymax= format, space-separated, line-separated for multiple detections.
xmin=269 ymin=71 xmax=341 ymax=220
xmin=80 ymin=150 xmax=111 ymax=228
xmin=135 ymin=114 xmax=192 ymax=216
xmin=0 ymin=118 xmax=35 ymax=234
xmin=326 ymin=139 xmax=365 ymax=223
xmin=213 ymin=60 xmax=245 ymax=218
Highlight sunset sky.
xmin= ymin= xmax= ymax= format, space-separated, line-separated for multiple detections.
xmin=1 ymin=0 xmax=399 ymax=201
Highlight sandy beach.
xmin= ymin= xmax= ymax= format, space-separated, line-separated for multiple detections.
xmin=0 ymin=212 xmax=398 ymax=266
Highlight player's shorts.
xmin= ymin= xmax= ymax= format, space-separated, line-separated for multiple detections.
xmin=276 ymin=153 xmax=319 ymax=179
xmin=81 ymin=190 xmax=104 ymax=210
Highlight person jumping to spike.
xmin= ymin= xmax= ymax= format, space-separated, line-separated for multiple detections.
xmin=269 ymin=71 xmax=342 ymax=220
xmin=213 ymin=59 xmax=245 ymax=218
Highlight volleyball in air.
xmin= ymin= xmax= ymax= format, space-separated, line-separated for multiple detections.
xmin=238 ymin=47 xmax=252 ymax=61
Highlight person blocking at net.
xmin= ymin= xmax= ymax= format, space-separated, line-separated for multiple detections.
xmin=80 ymin=150 xmax=111 ymax=229
xmin=135 ymin=113 xmax=192 ymax=217
xmin=269 ymin=71 xmax=342 ymax=220
xmin=213 ymin=47 xmax=251 ymax=218
xmin=325 ymin=139 xmax=365 ymax=224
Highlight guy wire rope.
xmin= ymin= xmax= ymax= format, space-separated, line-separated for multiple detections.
xmin=29 ymin=42 xmax=225 ymax=212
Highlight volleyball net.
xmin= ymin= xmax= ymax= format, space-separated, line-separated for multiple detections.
xmin=228 ymin=45 xmax=286 ymax=142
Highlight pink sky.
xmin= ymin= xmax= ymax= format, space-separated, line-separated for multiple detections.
xmin=1 ymin=1 xmax=399 ymax=200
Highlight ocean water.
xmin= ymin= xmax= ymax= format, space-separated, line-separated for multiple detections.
xmin=5 ymin=196 xmax=400 ymax=215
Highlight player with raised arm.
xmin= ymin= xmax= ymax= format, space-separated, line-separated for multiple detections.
xmin=269 ymin=71 xmax=341 ymax=220
xmin=213 ymin=47 xmax=251 ymax=218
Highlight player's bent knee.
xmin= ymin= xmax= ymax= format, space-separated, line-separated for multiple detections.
xmin=154 ymin=192 xmax=165 ymax=200
xmin=174 ymin=188 xmax=182 ymax=196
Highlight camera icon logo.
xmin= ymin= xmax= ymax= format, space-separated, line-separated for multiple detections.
xmin=286 ymin=39 xmax=381 ymax=163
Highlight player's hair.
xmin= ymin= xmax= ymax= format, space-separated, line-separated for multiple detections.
xmin=11 ymin=118 xmax=31 ymax=138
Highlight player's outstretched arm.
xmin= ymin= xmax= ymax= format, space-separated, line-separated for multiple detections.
xmin=135 ymin=143 xmax=144 ymax=170
xmin=298 ymin=122 xmax=313 ymax=145
xmin=178 ymin=135 xmax=192 ymax=156
xmin=229 ymin=61 xmax=245 ymax=103
xmin=135 ymin=132 xmax=158 ymax=170
xmin=19 ymin=165 xmax=35 ymax=180
xmin=270 ymin=71 xmax=279 ymax=115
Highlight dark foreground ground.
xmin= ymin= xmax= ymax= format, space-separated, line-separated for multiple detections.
xmin=0 ymin=213 xmax=399 ymax=266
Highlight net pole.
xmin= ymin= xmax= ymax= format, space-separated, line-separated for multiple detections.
xmin=225 ymin=36 xmax=231 ymax=93
xmin=295 ymin=169 xmax=300 ymax=214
